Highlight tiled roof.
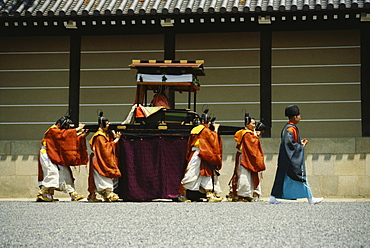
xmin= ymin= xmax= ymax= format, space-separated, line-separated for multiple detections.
xmin=0 ymin=0 xmax=369 ymax=17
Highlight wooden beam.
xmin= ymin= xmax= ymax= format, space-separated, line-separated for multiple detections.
xmin=260 ymin=30 xmax=272 ymax=137
xmin=68 ymin=33 xmax=81 ymax=125
xmin=164 ymin=32 xmax=176 ymax=60
xmin=164 ymin=32 xmax=176 ymax=109
xmin=361 ymin=23 xmax=370 ymax=137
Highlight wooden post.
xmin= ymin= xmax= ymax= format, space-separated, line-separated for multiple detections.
xmin=361 ymin=23 xmax=370 ymax=137
xmin=260 ymin=31 xmax=272 ymax=137
xmin=164 ymin=32 xmax=176 ymax=109
xmin=69 ymin=33 xmax=81 ymax=125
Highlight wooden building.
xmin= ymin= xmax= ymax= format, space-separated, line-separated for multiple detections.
xmin=1 ymin=0 xmax=369 ymax=139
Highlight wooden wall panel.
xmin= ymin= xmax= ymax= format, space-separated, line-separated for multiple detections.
xmin=271 ymin=30 xmax=361 ymax=137
xmin=0 ymin=30 xmax=362 ymax=139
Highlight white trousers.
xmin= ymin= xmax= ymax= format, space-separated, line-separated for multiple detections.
xmin=93 ymin=169 xmax=115 ymax=193
xmin=237 ymin=165 xmax=254 ymax=197
xmin=237 ymin=164 xmax=261 ymax=198
xmin=38 ymin=147 xmax=75 ymax=194
xmin=181 ymin=148 xmax=222 ymax=195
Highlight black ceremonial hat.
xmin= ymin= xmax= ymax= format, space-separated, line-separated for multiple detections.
xmin=255 ymin=122 xmax=266 ymax=131
xmin=285 ymin=105 xmax=300 ymax=117
xmin=98 ymin=111 xmax=109 ymax=127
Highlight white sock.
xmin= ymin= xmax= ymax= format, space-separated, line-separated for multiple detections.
xmin=269 ymin=196 xmax=283 ymax=204
xmin=308 ymin=197 xmax=324 ymax=204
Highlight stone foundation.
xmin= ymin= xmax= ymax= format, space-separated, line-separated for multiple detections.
xmin=0 ymin=138 xmax=369 ymax=199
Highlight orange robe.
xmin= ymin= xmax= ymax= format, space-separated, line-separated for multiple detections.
xmin=151 ymin=93 xmax=171 ymax=109
xmin=59 ymin=130 xmax=89 ymax=166
xmin=234 ymin=129 xmax=266 ymax=188
xmin=76 ymin=136 xmax=89 ymax=166
xmin=88 ymin=129 xmax=121 ymax=194
xmin=38 ymin=125 xmax=88 ymax=181
xmin=186 ymin=124 xmax=222 ymax=177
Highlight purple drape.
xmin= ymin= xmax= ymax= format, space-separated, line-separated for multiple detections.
xmin=116 ymin=134 xmax=188 ymax=201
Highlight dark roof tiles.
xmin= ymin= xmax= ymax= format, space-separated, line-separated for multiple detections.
xmin=0 ymin=0 xmax=369 ymax=16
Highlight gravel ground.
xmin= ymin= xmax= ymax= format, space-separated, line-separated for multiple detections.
xmin=0 ymin=201 xmax=369 ymax=247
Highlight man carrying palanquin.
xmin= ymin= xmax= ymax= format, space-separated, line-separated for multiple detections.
xmin=88 ymin=112 xmax=122 ymax=202
xmin=180 ymin=110 xmax=223 ymax=202
xmin=37 ymin=115 xmax=88 ymax=202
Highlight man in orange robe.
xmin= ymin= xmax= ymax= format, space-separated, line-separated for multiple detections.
xmin=88 ymin=113 xmax=122 ymax=202
xmin=230 ymin=114 xmax=266 ymax=202
xmin=37 ymin=116 xmax=89 ymax=202
xmin=180 ymin=110 xmax=223 ymax=202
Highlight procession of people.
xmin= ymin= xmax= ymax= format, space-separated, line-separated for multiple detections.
xmin=36 ymin=105 xmax=323 ymax=204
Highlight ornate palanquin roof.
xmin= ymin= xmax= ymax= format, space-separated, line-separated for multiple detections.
xmin=129 ymin=60 xmax=205 ymax=75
